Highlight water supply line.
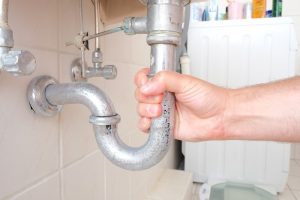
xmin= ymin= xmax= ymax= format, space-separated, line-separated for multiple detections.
xmin=0 ymin=0 xmax=36 ymax=76
xmin=27 ymin=0 xmax=188 ymax=170
xmin=66 ymin=0 xmax=117 ymax=81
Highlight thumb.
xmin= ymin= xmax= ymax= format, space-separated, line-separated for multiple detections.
xmin=140 ymin=71 xmax=199 ymax=95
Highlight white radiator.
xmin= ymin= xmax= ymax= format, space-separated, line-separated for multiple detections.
xmin=184 ymin=17 xmax=298 ymax=193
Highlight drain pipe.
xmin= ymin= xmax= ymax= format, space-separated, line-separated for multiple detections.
xmin=27 ymin=0 xmax=185 ymax=170
xmin=0 ymin=0 xmax=36 ymax=76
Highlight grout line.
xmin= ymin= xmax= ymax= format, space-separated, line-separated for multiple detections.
xmin=61 ymin=150 xmax=99 ymax=170
xmin=57 ymin=0 xmax=64 ymax=199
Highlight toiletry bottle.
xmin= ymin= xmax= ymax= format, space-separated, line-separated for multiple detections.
xmin=252 ymin=0 xmax=266 ymax=18
xmin=208 ymin=0 xmax=219 ymax=21
xmin=272 ymin=0 xmax=282 ymax=17
xmin=266 ymin=0 xmax=273 ymax=17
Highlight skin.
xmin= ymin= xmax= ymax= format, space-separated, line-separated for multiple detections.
xmin=135 ymin=68 xmax=300 ymax=143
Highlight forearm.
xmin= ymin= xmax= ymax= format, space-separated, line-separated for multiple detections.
xmin=224 ymin=76 xmax=300 ymax=142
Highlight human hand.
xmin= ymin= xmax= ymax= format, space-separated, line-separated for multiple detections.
xmin=135 ymin=68 xmax=230 ymax=141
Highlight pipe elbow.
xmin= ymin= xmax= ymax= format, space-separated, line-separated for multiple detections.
xmin=92 ymin=92 xmax=175 ymax=170
xmin=27 ymin=76 xmax=175 ymax=170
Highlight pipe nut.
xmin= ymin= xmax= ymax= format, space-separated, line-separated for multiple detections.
xmin=102 ymin=65 xmax=117 ymax=80
xmin=2 ymin=50 xmax=36 ymax=76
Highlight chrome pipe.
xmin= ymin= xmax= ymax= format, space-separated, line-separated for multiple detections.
xmin=0 ymin=0 xmax=8 ymax=26
xmin=45 ymin=83 xmax=116 ymax=117
xmin=94 ymin=0 xmax=101 ymax=49
xmin=37 ymin=79 xmax=174 ymax=170
xmin=0 ymin=0 xmax=12 ymax=52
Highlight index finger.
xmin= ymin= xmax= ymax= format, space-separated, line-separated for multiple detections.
xmin=134 ymin=68 xmax=150 ymax=87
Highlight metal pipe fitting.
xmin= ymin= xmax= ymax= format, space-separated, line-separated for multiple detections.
xmin=27 ymin=75 xmax=173 ymax=170
xmin=94 ymin=0 xmax=101 ymax=50
xmin=123 ymin=17 xmax=147 ymax=35
xmin=0 ymin=0 xmax=36 ymax=76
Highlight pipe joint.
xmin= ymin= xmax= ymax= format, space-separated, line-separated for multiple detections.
xmin=0 ymin=26 xmax=13 ymax=48
xmin=89 ymin=114 xmax=121 ymax=126
xmin=123 ymin=17 xmax=147 ymax=35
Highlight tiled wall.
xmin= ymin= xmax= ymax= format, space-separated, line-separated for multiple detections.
xmin=0 ymin=0 xmax=178 ymax=199
xmin=283 ymin=0 xmax=300 ymax=160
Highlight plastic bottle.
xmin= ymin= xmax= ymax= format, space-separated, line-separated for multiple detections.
xmin=252 ymin=0 xmax=266 ymax=18
xmin=272 ymin=0 xmax=282 ymax=17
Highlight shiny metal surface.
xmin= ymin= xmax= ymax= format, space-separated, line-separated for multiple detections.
xmin=0 ymin=0 xmax=8 ymax=25
xmin=0 ymin=27 xmax=13 ymax=48
xmin=45 ymin=82 xmax=116 ymax=117
xmin=123 ymin=17 xmax=147 ymax=35
xmin=2 ymin=50 xmax=36 ymax=76
xmin=26 ymin=74 xmax=175 ymax=170
xmin=94 ymin=0 xmax=101 ymax=49
xmin=94 ymin=91 xmax=175 ymax=170
xmin=27 ymin=76 xmax=62 ymax=117
xmin=86 ymin=65 xmax=117 ymax=80
xmin=0 ymin=0 xmax=36 ymax=76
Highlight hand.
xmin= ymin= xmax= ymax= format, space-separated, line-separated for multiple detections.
xmin=135 ymin=68 xmax=230 ymax=141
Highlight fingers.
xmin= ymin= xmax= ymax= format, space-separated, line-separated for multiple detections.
xmin=138 ymin=117 xmax=151 ymax=132
xmin=135 ymin=68 xmax=149 ymax=87
xmin=140 ymin=71 xmax=198 ymax=96
xmin=135 ymin=89 xmax=163 ymax=104
xmin=137 ymin=103 xmax=162 ymax=118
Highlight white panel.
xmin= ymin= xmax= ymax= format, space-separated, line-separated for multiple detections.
xmin=185 ymin=18 xmax=297 ymax=193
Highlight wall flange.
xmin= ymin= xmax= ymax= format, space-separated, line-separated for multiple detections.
xmin=27 ymin=76 xmax=62 ymax=117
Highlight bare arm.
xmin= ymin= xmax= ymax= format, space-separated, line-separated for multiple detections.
xmin=225 ymin=77 xmax=300 ymax=142
xmin=135 ymin=68 xmax=300 ymax=142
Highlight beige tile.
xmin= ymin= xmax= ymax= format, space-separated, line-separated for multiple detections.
xmin=10 ymin=174 xmax=60 ymax=200
xmin=59 ymin=0 xmax=98 ymax=54
xmin=63 ymin=151 xmax=105 ymax=200
xmin=9 ymin=0 xmax=58 ymax=50
xmin=279 ymin=186 xmax=296 ymax=200
xmin=105 ymin=159 xmax=131 ymax=200
xmin=288 ymin=176 xmax=300 ymax=190
xmin=103 ymin=30 xmax=133 ymax=64
xmin=131 ymin=34 xmax=151 ymax=66
xmin=131 ymin=168 xmax=159 ymax=200
xmin=0 ymin=49 xmax=59 ymax=199
xmin=292 ymin=190 xmax=300 ymax=200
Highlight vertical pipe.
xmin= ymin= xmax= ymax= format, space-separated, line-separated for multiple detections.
xmin=0 ymin=0 xmax=8 ymax=26
xmin=79 ymin=0 xmax=86 ymax=77
xmin=149 ymin=44 xmax=176 ymax=75
xmin=94 ymin=0 xmax=101 ymax=50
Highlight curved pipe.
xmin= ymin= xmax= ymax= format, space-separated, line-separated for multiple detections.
xmin=27 ymin=0 xmax=185 ymax=170
xmin=44 ymin=81 xmax=174 ymax=170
